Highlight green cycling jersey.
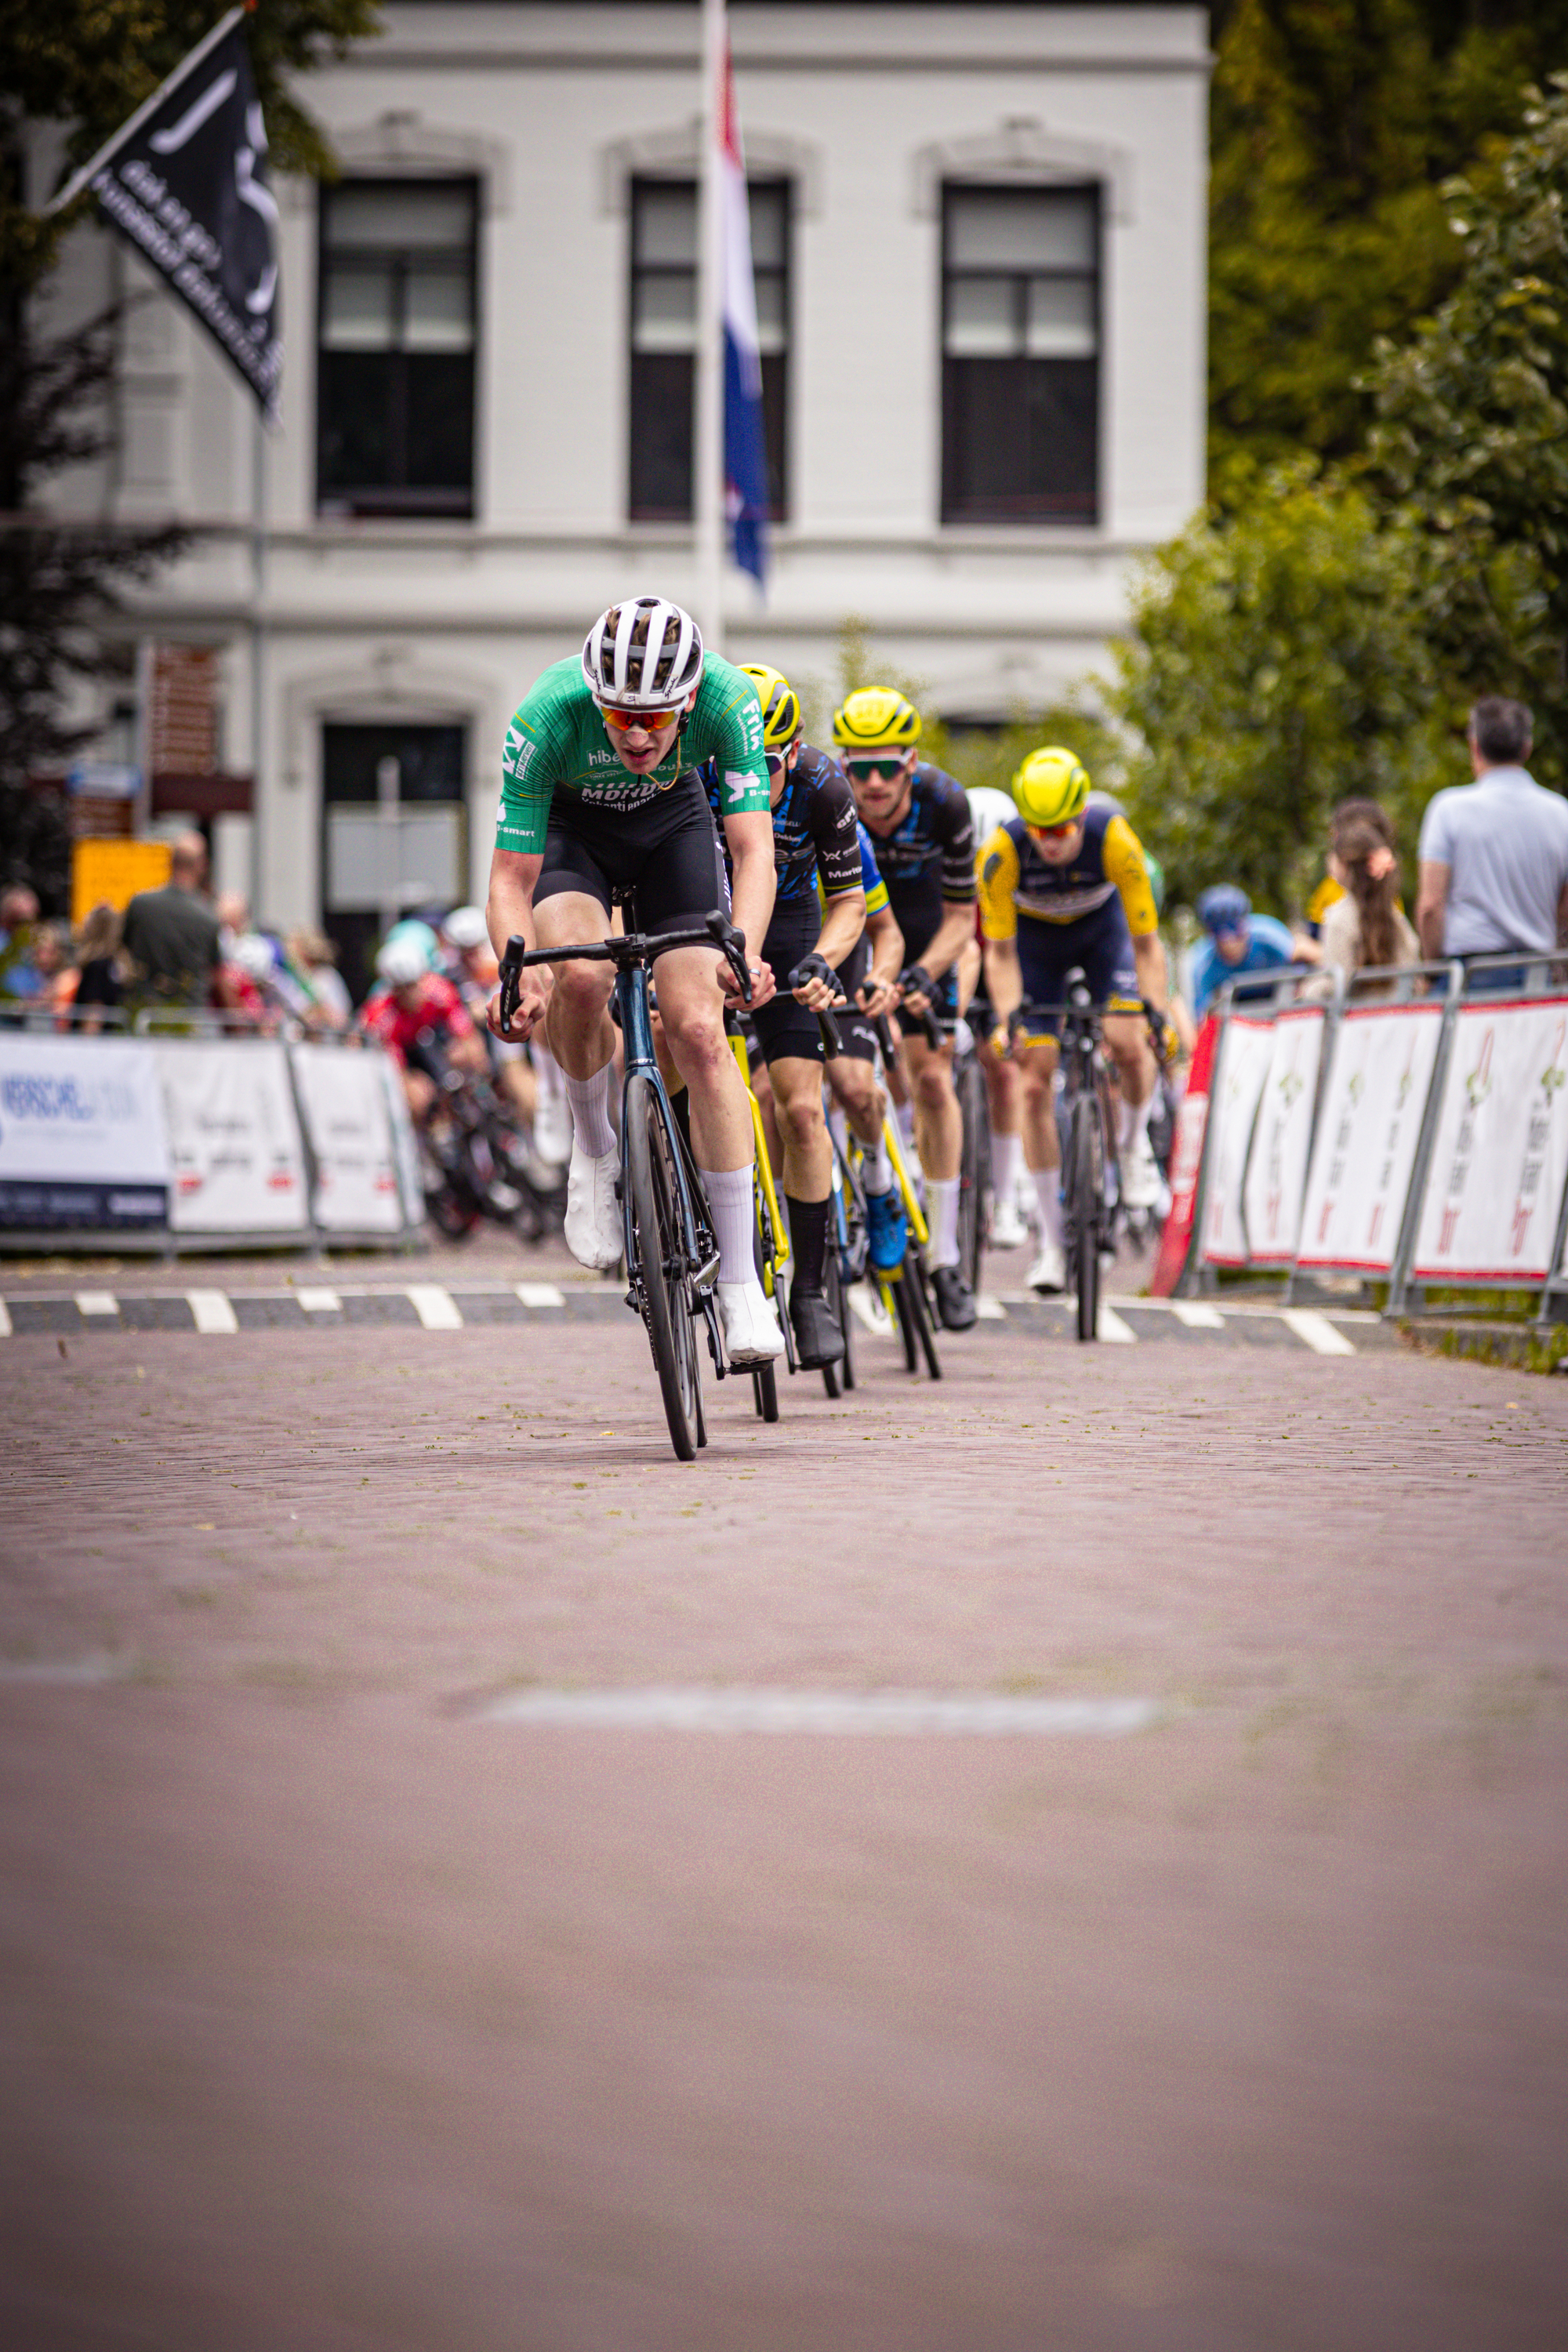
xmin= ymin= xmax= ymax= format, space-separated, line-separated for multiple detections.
xmin=496 ymin=653 xmax=771 ymax=857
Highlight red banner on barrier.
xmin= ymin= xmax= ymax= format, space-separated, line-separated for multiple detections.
xmin=1149 ymin=1014 xmax=1218 ymax=1295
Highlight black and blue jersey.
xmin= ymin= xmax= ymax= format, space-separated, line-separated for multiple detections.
xmin=702 ymin=739 xmax=862 ymax=904
xmin=856 ymin=761 xmax=975 ymax=966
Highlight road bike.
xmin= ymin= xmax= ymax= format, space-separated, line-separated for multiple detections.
xmin=499 ymin=913 xmax=752 ymax=1462
xmin=1028 ymin=971 xmax=1171 ymax=1344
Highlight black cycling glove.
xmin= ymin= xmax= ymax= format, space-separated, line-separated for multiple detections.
xmin=788 ymin=953 xmax=836 ymax=993
xmin=901 ymin=964 xmax=935 ymax=1001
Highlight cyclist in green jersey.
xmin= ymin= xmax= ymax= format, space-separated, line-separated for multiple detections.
xmin=485 ymin=595 xmax=784 ymax=1367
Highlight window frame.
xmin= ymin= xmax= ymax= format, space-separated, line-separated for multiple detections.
xmin=314 ymin=173 xmax=481 ymax=522
xmin=938 ymin=179 xmax=1102 ymax=528
xmin=626 ymin=172 xmax=791 ymax=526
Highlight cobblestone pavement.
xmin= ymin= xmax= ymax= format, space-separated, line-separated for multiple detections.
xmin=2 ymin=1302 xmax=1565 ymax=2350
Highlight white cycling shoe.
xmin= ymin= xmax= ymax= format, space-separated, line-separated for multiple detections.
xmin=1028 ymin=1240 xmax=1067 ymax=1295
xmin=989 ymin=1196 xmax=1029 ymax=1250
xmin=717 ymin=1278 xmax=786 ymax=1367
xmin=1121 ymin=1130 xmax=1163 ymax=1212
xmin=564 ymin=1142 xmax=622 ymax=1272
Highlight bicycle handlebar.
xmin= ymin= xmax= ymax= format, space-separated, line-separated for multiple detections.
xmin=499 ymin=910 xmax=752 ymax=1027
xmin=896 ymin=967 xmax=944 ymax=1050
xmin=785 ymin=961 xmax=845 ymax=1058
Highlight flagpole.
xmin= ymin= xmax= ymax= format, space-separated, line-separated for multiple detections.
xmin=695 ymin=0 xmax=725 ymax=656
xmin=250 ymin=405 xmax=267 ymax=924
xmin=43 ymin=5 xmax=246 ymax=215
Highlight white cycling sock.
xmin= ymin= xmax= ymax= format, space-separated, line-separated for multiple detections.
xmin=700 ymin=1163 xmax=756 ymax=1287
xmin=563 ymin=1065 xmax=615 ymax=1158
xmin=926 ymin=1175 xmax=960 ymax=1269
xmin=1116 ymin=1088 xmax=1152 ymax=1157
xmin=1033 ymin=1167 xmax=1064 ymax=1248
xmin=866 ymin=1125 xmax=895 ymax=1194
xmin=989 ymin=1128 xmax=1021 ymax=1201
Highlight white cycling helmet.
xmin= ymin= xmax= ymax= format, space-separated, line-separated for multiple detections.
xmin=441 ymin=903 xmax=488 ymax=951
xmin=376 ymin=933 xmax=432 ymax=987
xmin=582 ymin=594 xmax=704 ymax=712
xmin=231 ymin=932 xmax=278 ymax=982
xmin=966 ymin=786 xmax=1018 ymax=845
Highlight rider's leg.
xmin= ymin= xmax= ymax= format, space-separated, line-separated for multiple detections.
xmin=824 ymin=1052 xmax=883 ymax=1154
xmin=537 ymin=891 xmax=618 ymax=1152
xmin=770 ymin=1051 xmax=832 ymax=1289
xmin=979 ymin=1026 xmax=1022 ymax=1207
xmin=751 ymin=1056 xmax=783 ymax=1177
xmin=1018 ymin=1036 xmax=1064 ymax=1243
xmin=902 ymin=1027 xmax=962 ymax=1269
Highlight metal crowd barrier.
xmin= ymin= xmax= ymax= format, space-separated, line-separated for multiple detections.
xmin=1171 ymin=952 xmax=1568 ymax=1326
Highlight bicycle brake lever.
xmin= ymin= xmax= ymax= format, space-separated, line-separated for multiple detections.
xmin=499 ymin=935 xmax=525 ymax=1029
xmin=707 ymin=910 xmax=753 ymax=1004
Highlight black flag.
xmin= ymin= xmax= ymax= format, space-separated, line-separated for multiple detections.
xmin=52 ymin=7 xmax=281 ymax=416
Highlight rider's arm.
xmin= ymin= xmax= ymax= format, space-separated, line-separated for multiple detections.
xmin=723 ymin=807 xmax=778 ymax=967
xmin=921 ymin=782 xmax=977 ymax=979
xmin=485 ymin=846 xmax=546 ymax=1037
xmin=858 ymin=902 xmax=904 ymax=1015
xmin=983 ymin=937 xmax=1024 ymax=1024
xmin=1104 ymin=816 xmax=1167 ymax=1012
xmin=920 ymin=897 xmax=979 ymax=984
xmin=813 ymin=885 xmax=867 ymax=975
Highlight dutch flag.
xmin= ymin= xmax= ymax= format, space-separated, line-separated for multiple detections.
xmin=719 ymin=42 xmax=769 ymax=585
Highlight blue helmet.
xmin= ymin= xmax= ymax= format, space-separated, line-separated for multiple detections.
xmin=1196 ymin=884 xmax=1250 ymax=937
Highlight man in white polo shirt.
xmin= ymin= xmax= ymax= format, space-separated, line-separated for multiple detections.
xmin=1417 ymin=698 xmax=1568 ymax=980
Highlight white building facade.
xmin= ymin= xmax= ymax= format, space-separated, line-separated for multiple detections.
xmin=48 ymin=1 xmax=1209 ymax=982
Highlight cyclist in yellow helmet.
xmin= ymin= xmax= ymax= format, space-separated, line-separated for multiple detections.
xmin=695 ymin=663 xmax=867 ymax=1369
xmin=831 ymin=686 xmax=978 ymax=1330
xmin=976 ymin=746 xmax=1170 ymax=1292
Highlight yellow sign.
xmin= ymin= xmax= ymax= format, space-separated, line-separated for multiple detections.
xmin=72 ymin=837 xmax=172 ymax=927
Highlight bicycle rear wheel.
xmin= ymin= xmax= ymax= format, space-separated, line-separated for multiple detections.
xmin=895 ymin=1247 xmax=943 ymax=1380
xmin=821 ymin=1242 xmax=853 ymax=1395
xmin=1070 ymin=1094 xmax=1101 ymax=1343
xmin=624 ymin=1074 xmax=702 ymax=1459
xmin=956 ymin=1051 xmax=989 ymax=1298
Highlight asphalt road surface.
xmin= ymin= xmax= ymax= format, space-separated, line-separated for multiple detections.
xmin=2 ymin=1240 xmax=1565 ymax=2350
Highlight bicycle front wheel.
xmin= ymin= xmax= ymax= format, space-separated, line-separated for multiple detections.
xmin=1070 ymin=1094 xmax=1102 ymax=1343
xmin=624 ymin=1074 xmax=702 ymax=1460
xmin=956 ymin=1051 xmax=989 ymax=1297
xmin=821 ymin=1240 xmax=851 ymax=1396
xmin=895 ymin=1247 xmax=943 ymax=1380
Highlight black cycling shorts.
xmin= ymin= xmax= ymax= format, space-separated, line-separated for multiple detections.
xmin=750 ymin=898 xmax=831 ymax=1067
xmin=831 ymin=935 xmax=880 ymax=1064
xmin=535 ymin=770 xmax=728 ymax=940
xmin=1014 ymin=906 xmax=1140 ymax=1043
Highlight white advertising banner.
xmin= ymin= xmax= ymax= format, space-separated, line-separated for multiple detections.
xmin=0 ymin=1035 xmax=169 ymax=1227
xmin=156 ymin=1042 xmax=309 ymax=1232
xmin=1200 ymin=1014 xmax=1276 ymax=1267
xmin=1241 ymin=1005 xmax=1325 ymax=1267
xmin=289 ymin=1044 xmax=404 ymax=1233
xmin=380 ymin=1054 xmax=426 ymax=1227
xmin=1297 ymin=1003 xmax=1444 ymax=1272
xmin=1412 ymin=996 xmax=1568 ymax=1284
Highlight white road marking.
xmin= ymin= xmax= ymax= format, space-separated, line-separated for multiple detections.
xmin=1282 ymin=1307 xmax=1357 ymax=1356
xmin=74 ymin=1291 xmax=118 ymax=1317
xmin=1172 ymin=1300 xmax=1225 ymax=1329
xmin=517 ymin=1282 xmax=565 ymax=1308
xmin=483 ymin=1686 xmax=1163 ymax=1737
xmin=0 ymin=1655 xmax=125 ymax=1685
xmin=975 ymin=1293 xmax=1007 ymax=1320
xmin=296 ymin=1287 xmax=340 ymax=1313
xmin=1097 ymin=1304 xmax=1138 ymax=1344
xmin=187 ymin=1290 xmax=238 ymax=1335
xmin=0 ymin=1298 xmax=13 ymax=1338
xmin=407 ymin=1285 xmax=464 ymax=1330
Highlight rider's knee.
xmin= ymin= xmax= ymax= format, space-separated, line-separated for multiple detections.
xmin=913 ymin=1054 xmax=953 ymax=1112
xmin=662 ymin=998 xmax=727 ymax=1079
xmin=551 ymin=960 xmax=612 ymax=1026
xmin=775 ymin=1082 xmax=825 ymax=1153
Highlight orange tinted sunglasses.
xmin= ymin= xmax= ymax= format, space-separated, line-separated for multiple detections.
xmin=602 ymin=704 xmax=681 ymax=732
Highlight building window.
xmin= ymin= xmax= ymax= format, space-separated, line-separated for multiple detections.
xmin=628 ymin=176 xmax=789 ymax=522
xmin=317 ymin=179 xmax=477 ymax=518
xmin=941 ymin=183 xmax=1099 ymax=524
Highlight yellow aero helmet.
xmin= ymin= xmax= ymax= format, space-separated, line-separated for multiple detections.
xmin=1012 ymin=745 xmax=1091 ymax=829
xmin=832 ymin=686 xmax=921 ymax=752
xmin=739 ymin=663 xmax=802 ymax=750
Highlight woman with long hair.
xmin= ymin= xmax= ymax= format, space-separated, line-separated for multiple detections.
xmin=1319 ymin=801 xmax=1417 ymax=992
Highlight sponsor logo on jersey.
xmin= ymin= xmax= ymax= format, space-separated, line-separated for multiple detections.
xmin=503 ymin=727 xmax=533 ymax=781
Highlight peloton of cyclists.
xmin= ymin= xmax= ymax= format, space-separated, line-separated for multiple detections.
xmin=833 ymin=688 xmax=979 ymax=1332
xmin=485 ymin=594 xmax=786 ymax=1367
xmin=699 ymin=664 xmax=866 ymax=1372
xmin=977 ymin=746 xmax=1171 ymax=1295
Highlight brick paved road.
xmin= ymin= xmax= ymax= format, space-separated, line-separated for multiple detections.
xmin=2 ymin=1307 xmax=1565 ymax=2350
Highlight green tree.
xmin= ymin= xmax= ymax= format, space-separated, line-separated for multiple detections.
xmin=1363 ymin=75 xmax=1568 ymax=787
xmin=1105 ymin=463 xmax=1454 ymax=916
xmin=1208 ymin=0 xmax=1568 ymax=491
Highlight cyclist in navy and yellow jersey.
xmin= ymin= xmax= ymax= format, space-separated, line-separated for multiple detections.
xmin=978 ymin=746 xmax=1170 ymax=1294
xmin=701 ymin=664 xmax=865 ymax=1370
xmin=835 ymin=686 xmax=978 ymax=1331
xmin=823 ymin=818 xmax=909 ymax=1273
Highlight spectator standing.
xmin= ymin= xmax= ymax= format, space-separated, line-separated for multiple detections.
xmin=0 ymin=884 xmax=43 ymax=998
xmin=1417 ymin=699 xmax=1568 ymax=977
xmin=286 ymin=927 xmax=354 ymax=1031
xmin=120 ymin=833 xmax=230 ymax=1011
xmin=69 ymin=903 xmax=124 ymax=1032
xmin=1189 ymin=885 xmax=1298 ymax=1015
xmin=1314 ymin=804 xmax=1418 ymax=995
